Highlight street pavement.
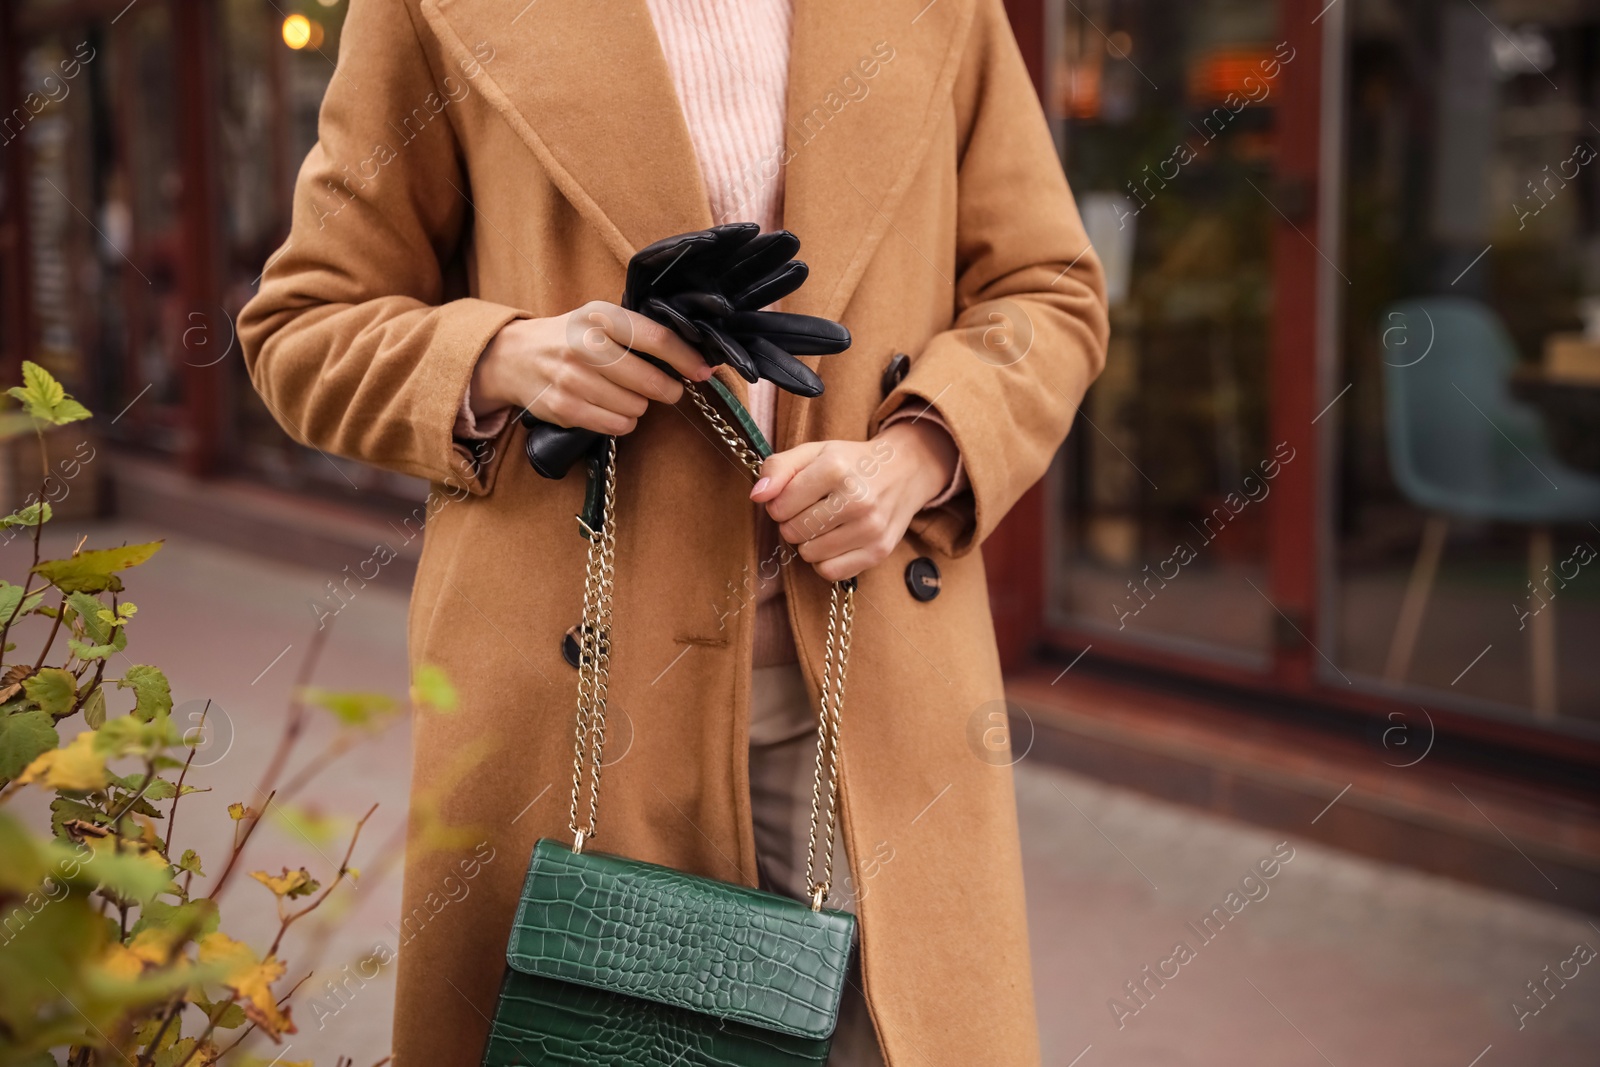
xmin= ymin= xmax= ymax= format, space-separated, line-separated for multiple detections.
xmin=7 ymin=521 xmax=1596 ymax=1065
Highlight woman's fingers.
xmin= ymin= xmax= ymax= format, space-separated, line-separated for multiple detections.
xmin=752 ymin=442 xmax=826 ymax=503
xmin=809 ymin=547 xmax=880 ymax=584
xmin=595 ymin=303 xmax=713 ymax=383
xmin=527 ymin=387 xmax=638 ymax=436
xmin=763 ymin=446 xmax=867 ymax=525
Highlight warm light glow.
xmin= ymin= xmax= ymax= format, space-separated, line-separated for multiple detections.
xmin=282 ymin=14 xmax=313 ymax=49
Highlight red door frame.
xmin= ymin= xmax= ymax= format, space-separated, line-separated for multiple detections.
xmin=7 ymin=0 xmax=226 ymax=476
xmin=989 ymin=0 xmax=1600 ymax=766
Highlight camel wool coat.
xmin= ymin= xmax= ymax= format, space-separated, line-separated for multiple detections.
xmin=239 ymin=0 xmax=1108 ymax=1062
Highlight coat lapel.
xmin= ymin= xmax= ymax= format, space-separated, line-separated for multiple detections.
xmin=775 ymin=0 xmax=976 ymax=448
xmin=780 ymin=0 xmax=972 ymax=319
xmin=420 ymin=0 xmax=714 ymax=266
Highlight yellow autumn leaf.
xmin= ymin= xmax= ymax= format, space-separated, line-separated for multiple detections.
xmin=127 ymin=925 xmax=179 ymax=966
xmin=100 ymin=942 xmax=146 ymax=982
xmin=249 ymin=867 xmax=319 ymax=899
xmin=18 ymin=730 xmax=107 ymax=791
xmin=197 ymin=933 xmax=296 ymax=1038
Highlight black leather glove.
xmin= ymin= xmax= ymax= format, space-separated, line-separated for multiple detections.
xmin=522 ymin=224 xmax=851 ymax=479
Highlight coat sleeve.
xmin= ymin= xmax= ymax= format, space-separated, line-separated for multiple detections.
xmin=237 ymin=0 xmax=528 ymax=495
xmin=870 ymin=0 xmax=1109 ymax=556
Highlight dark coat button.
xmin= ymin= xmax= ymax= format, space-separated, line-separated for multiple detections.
xmin=561 ymin=624 xmax=608 ymax=668
xmin=880 ymin=352 xmax=910 ymax=398
xmin=904 ymin=557 xmax=941 ymax=601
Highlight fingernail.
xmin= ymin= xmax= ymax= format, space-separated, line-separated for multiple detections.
xmin=751 ymin=477 xmax=770 ymax=497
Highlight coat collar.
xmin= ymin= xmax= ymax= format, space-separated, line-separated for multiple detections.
xmin=420 ymin=0 xmax=975 ymax=442
xmin=421 ymin=0 xmax=970 ymax=306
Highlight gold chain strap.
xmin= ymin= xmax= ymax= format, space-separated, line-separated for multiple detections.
xmin=566 ymin=385 xmax=856 ymax=911
xmin=804 ymin=580 xmax=854 ymax=909
xmin=684 ymin=382 xmax=765 ymax=478
xmin=569 ymin=437 xmax=618 ymax=853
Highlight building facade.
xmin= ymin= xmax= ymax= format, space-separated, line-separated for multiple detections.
xmin=3 ymin=0 xmax=1597 ymax=773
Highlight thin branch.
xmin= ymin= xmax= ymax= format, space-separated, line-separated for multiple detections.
xmin=0 ymin=477 xmax=49 ymax=656
xmin=254 ymin=624 xmax=332 ymax=799
xmin=168 ymin=701 xmax=209 ymax=896
xmin=204 ymin=789 xmax=276 ymax=903
xmin=267 ymin=803 xmax=377 ymax=958
xmin=275 ymin=731 xmax=363 ymax=803
xmin=208 ymin=971 xmax=314 ymax=1061
xmin=31 ymin=591 xmax=67 ymax=672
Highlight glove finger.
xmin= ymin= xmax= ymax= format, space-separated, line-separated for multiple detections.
xmin=705 ymin=221 xmax=763 ymax=254
xmin=731 ymin=260 xmax=808 ymax=311
xmin=726 ymin=311 xmax=852 ymax=355
xmin=642 ymin=296 xmax=705 ymax=346
xmin=745 ymin=335 xmax=825 ymax=398
xmin=627 ymin=225 xmax=753 ymax=306
xmin=624 ymin=229 xmax=720 ymax=310
xmin=717 ymin=230 xmax=801 ymax=294
xmin=668 ymin=290 xmax=735 ymax=320
xmin=701 ymin=321 xmax=759 ymax=382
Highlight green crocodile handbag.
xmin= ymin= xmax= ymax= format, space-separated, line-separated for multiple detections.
xmin=482 ymin=388 xmax=860 ymax=1067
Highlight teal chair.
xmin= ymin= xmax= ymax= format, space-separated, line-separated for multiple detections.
xmin=1379 ymin=297 xmax=1600 ymax=717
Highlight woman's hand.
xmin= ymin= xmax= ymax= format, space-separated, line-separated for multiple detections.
xmin=751 ymin=420 xmax=959 ymax=582
xmin=471 ymin=301 xmax=713 ymax=436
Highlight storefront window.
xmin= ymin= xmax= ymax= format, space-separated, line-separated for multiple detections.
xmin=216 ymin=0 xmax=371 ymax=497
xmin=1333 ymin=0 xmax=1600 ymax=724
xmin=1046 ymin=0 xmax=1286 ymax=662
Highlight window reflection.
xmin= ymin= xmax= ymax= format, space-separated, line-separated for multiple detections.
xmin=1336 ymin=0 xmax=1600 ymax=722
xmin=1048 ymin=0 xmax=1283 ymax=659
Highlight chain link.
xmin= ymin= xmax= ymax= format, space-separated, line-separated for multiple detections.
xmin=684 ymin=383 xmax=765 ymax=478
xmin=569 ymin=437 xmax=618 ymax=852
xmin=804 ymin=581 xmax=854 ymax=908
xmin=565 ymin=387 xmax=856 ymax=912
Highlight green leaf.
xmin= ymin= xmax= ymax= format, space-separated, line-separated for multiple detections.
xmin=81 ymin=688 xmax=107 ymax=728
xmin=142 ymin=776 xmax=178 ymax=802
xmin=303 ymin=687 xmax=397 ymax=727
xmin=411 ymin=663 xmax=458 ymax=713
xmin=0 ymin=808 xmax=54 ymax=889
xmin=80 ymin=846 xmax=172 ymax=905
xmin=134 ymin=897 xmax=219 ymax=939
xmin=191 ymin=992 xmax=246 ymax=1029
xmin=68 ymin=591 xmax=118 ymax=642
xmin=118 ymin=665 xmax=172 ymax=722
xmin=0 ymin=501 xmax=52 ymax=528
xmin=0 ymin=580 xmax=46 ymax=622
xmin=49 ymin=794 xmax=100 ymax=838
xmin=176 ymin=849 xmax=204 ymax=877
xmin=23 ymin=667 xmax=77 ymax=716
xmin=68 ymin=636 xmax=121 ymax=660
xmin=7 ymin=360 xmax=93 ymax=425
xmin=33 ymin=540 xmax=164 ymax=594
xmin=0 ymin=709 xmax=60 ymax=778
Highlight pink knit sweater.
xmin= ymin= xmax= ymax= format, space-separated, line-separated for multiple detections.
xmin=460 ymin=0 xmax=962 ymax=665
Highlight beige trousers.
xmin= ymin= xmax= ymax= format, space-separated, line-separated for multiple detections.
xmin=749 ymin=663 xmax=886 ymax=1067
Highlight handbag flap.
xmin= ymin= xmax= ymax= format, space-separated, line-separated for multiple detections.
xmin=506 ymin=839 xmax=856 ymax=1041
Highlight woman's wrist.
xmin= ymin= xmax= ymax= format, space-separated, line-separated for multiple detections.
xmin=876 ymin=419 xmax=959 ymax=512
xmin=470 ymin=323 xmax=527 ymax=416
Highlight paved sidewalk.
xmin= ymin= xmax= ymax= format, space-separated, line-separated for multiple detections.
xmin=8 ymin=522 xmax=1596 ymax=1065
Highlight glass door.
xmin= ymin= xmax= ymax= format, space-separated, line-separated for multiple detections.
xmin=1044 ymin=0 xmax=1294 ymax=666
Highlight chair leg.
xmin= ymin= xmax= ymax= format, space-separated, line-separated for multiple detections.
xmin=1529 ymin=526 xmax=1558 ymax=720
xmin=1385 ymin=514 xmax=1449 ymax=684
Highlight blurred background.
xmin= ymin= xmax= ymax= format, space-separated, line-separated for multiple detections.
xmin=2 ymin=0 xmax=1599 ymax=1063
